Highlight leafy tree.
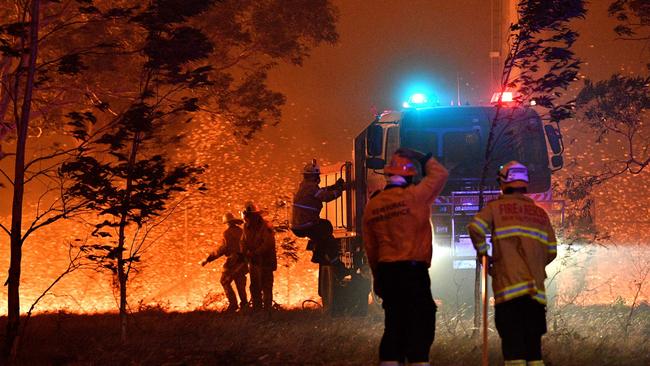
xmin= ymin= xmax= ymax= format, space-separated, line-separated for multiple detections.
xmin=59 ymin=0 xmax=216 ymax=342
xmin=0 ymin=0 xmax=115 ymax=358
xmin=474 ymin=0 xmax=586 ymax=342
xmin=192 ymin=0 xmax=339 ymax=138
xmin=576 ymin=75 xmax=650 ymax=182
xmin=0 ymin=0 xmax=339 ymax=355
xmin=58 ymin=0 xmax=338 ymax=341
xmin=0 ymin=0 xmax=175 ymax=357
xmin=609 ymin=0 xmax=650 ymax=42
xmin=564 ymin=1 xmax=650 ymax=228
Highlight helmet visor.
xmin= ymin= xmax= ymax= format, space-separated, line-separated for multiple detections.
xmin=505 ymin=167 xmax=529 ymax=183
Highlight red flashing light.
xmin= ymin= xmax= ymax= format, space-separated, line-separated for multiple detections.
xmin=490 ymin=91 xmax=514 ymax=104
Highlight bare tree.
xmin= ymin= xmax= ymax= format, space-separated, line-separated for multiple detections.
xmin=4 ymin=1 xmax=42 ymax=359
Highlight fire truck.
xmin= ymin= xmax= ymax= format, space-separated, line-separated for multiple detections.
xmin=317 ymin=92 xmax=565 ymax=314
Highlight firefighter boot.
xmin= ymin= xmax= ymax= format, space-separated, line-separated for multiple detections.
xmin=527 ymin=361 xmax=545 ymax=366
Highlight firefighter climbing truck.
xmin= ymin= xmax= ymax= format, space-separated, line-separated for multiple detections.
xmin=317 ymin=93 xmax=565 ymax=313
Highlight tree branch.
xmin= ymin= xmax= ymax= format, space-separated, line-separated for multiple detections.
xmin=0 ymin=222 xmax=10 ymax=237
xmin=0 ymin=167 xmax=15 ymax=186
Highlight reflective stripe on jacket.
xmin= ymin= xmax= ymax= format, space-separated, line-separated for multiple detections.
xmin=362 ymin=158 xmax=449 ymax=273
xmin=291 ymin=179 xmax=341 ymax=229
xmin=468 ymin=193 xmax=557 ymax=305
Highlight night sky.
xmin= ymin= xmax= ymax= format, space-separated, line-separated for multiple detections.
xmin=263 ymin=0 xmax=646 ymax=166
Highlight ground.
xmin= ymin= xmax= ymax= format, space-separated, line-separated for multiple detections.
xmin=2 ymin=304 xmax=649 ymax=365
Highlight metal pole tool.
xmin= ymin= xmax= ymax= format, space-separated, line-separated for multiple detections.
xmin=481 ymin=255 xmax=489 ymax=366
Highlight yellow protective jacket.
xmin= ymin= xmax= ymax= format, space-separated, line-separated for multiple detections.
xmin=291 ymin=180 xmax=342 ymax=230
xmin=362 ymin=158 xmax=449 ymax=273
xmin=467 ymin=193 xmax=557 ymax=305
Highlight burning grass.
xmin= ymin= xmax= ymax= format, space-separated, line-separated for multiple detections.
xmin=2 ymin=303 xmax=648 ymax=365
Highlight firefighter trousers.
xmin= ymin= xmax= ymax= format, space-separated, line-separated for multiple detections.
xmin=376 ymin=261 xmax=436 ymax=363
xmin=292 ymin=219 xmax=338 ymax=263
xmin=495 ymin=295 xmax=547 ymax=361
xmin=249 ymin=264 xmax=274 ymax=310
xmin=220 ymin=271 xmax=247 ymax=309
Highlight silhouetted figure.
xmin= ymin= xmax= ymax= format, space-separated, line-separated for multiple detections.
xmin=291 ymin=159 xmax=345 ymax=264
xmin=201 ymin=212 xmax=248 ymax=312
xmin=241 ymin=202 xmax=277 ymax=311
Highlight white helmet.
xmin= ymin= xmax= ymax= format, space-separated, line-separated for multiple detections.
xmin=303 ymin=159 xmax=320 ymax=175
xmin=498 ymin=161 xmax=529 ymax=188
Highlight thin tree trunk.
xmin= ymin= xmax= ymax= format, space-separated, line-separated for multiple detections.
xmin=472 ymin=32 xmax=522 ymax=340
xmin=117 ymin=131 xmax=140 ymax=343
xmin=5 ymin=0 xmax=39 ymax=360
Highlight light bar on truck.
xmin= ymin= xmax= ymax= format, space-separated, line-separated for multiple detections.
xmin=490 ymin=91 xmax=514 ymax=104
xmin=403 ymin=93 xmax=431 ymax=109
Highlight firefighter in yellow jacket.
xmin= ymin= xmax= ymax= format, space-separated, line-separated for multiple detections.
xmin=363 ymin=148 xmax=448 ymax=366
xmin=468 ymin=161 xmax=557 ymax=366
xmin=201 ymin=212 xmax=248 ymax=312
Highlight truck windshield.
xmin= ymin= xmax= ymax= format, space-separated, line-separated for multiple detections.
xmin=400 ymin=107 xmax=551 ymax=193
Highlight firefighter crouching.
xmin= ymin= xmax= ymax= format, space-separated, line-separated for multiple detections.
xmin=468 ymin=161 xmax=557 ymax=366
xmin=201 ymin=212 xmax=248 ymax=313
xmin=241 ymin=201 xmax=277 ymax=311
xmin=291 ymin=159 xmax=346 ymax=264
xmin=362 ymin=148 xmax=448 ymax=366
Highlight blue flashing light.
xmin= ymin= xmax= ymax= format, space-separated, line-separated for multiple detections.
xmin=409 ymin=93 xmax=428 ymax=105
xmin=403 ymin=92 xmax=433 ymax=109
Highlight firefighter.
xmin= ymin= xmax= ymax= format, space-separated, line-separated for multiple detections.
xmin=468 ymin=161 xmax=557 ymax=366
xmin=201 ymin=212 xmax=248 ymax=312
xmin=241 ymin=202 xmax=277 ymax=311
xmin=362 ymin=148 xmax=449 ymax=366
xmin=291 ymin=159 xmax=346 ymax=264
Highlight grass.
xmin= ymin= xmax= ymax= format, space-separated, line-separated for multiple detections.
xmin=1 ymin=303 xmax=648 ymax=365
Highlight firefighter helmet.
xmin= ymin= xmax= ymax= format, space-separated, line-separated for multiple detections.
xmin=498 ymin=161 xmax=529 ymax=188
xmin=303 ymin=159 xmax=320 ymax=175
xmin=384 ymin=153 xmax=417 ymax=176
xmin=243 ymin=201 xmax=261 ymax=215
xmin=222 ymin=212 xmax=243 ymax=225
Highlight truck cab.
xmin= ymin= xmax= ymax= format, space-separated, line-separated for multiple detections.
xmin=319 ymin=100 xmax=565 ymax=309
